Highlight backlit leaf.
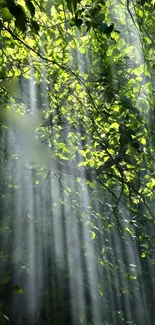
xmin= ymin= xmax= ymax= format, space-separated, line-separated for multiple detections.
xmin=12 ymin=285 xmax=23 ymax=294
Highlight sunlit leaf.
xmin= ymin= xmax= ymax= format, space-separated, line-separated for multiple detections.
xmin=125 ymin=227 xmax=134 ymax=235
xmin=98 ymin=284 xmax=104 ymax=296
xmin=100 ymin=260 xmax=104 ymax=267
xmin=110 ymin=122 xmax=119 ymax=129
xmin=130 ymin=275 xmax=137 ymax=280
xmin=140 ymin=137 xmax=146 ymax=145
xmin=91 ymin=231 xmax=96 ymax=240
xmin=64 ymin=187 xmax=71 ymax=195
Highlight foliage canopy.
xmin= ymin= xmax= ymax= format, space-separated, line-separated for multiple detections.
xmin=0 ymin=0 xmax=155 ymax=324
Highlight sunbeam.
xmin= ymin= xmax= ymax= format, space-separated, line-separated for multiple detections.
xmin=0 ymin=1 xmax=155 ymax=325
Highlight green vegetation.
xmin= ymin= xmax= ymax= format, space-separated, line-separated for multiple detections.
xmin=0 ymin=0 xmax=155 ymax=324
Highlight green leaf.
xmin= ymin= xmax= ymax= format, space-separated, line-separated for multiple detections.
xmin=14 ymin=5 xmax=27 ymax=33
xmin=65 ymin=0 xmax=77 ymax=14
xmin=110 ymin=122 xmax=119 ymax=129
xmin=91 ymin=231 xmax=96 ymax=240
xmin=31 ymin=20 xmax=40 ymax=34
xmin=0 ymin=312 xmax=9 ymax=324
xmin=25 ymin=0 xmax=35 ymax=17
xmin=125 ymin=227 xmax=134 ymax=235
xmin=98 ymin=284 xmax=103 ymax=296
xmin=64 ymin=187 xmax=71 ymax=195
xmin=6 ymin=3 xmax=27 ymax=32
xmin=70 ymin=18 xmax=75 ymax=26
xmin=75 ymin=18 xmax=83 ymax=27
xmin=35 ymin=179 xmax=40 ymax=185
xmin=97 ymin=12 xmax=105 ymax=23
xmin=0 ymin=312 xmax=9 ymax=321
xmin=100 ymin=22 xmax=108 ymax=32
xmin=1 ymin=7 xmax=13 ymax=21
xmin=0 ymin=271 xmax=11 ymax=286
xmin=101 ymin=23 xmax=114 ymax=35
xmin=12 ymin=285 xmax=23 ymax=294
xmin=100 ymin=260 xmax=105 ymax=267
